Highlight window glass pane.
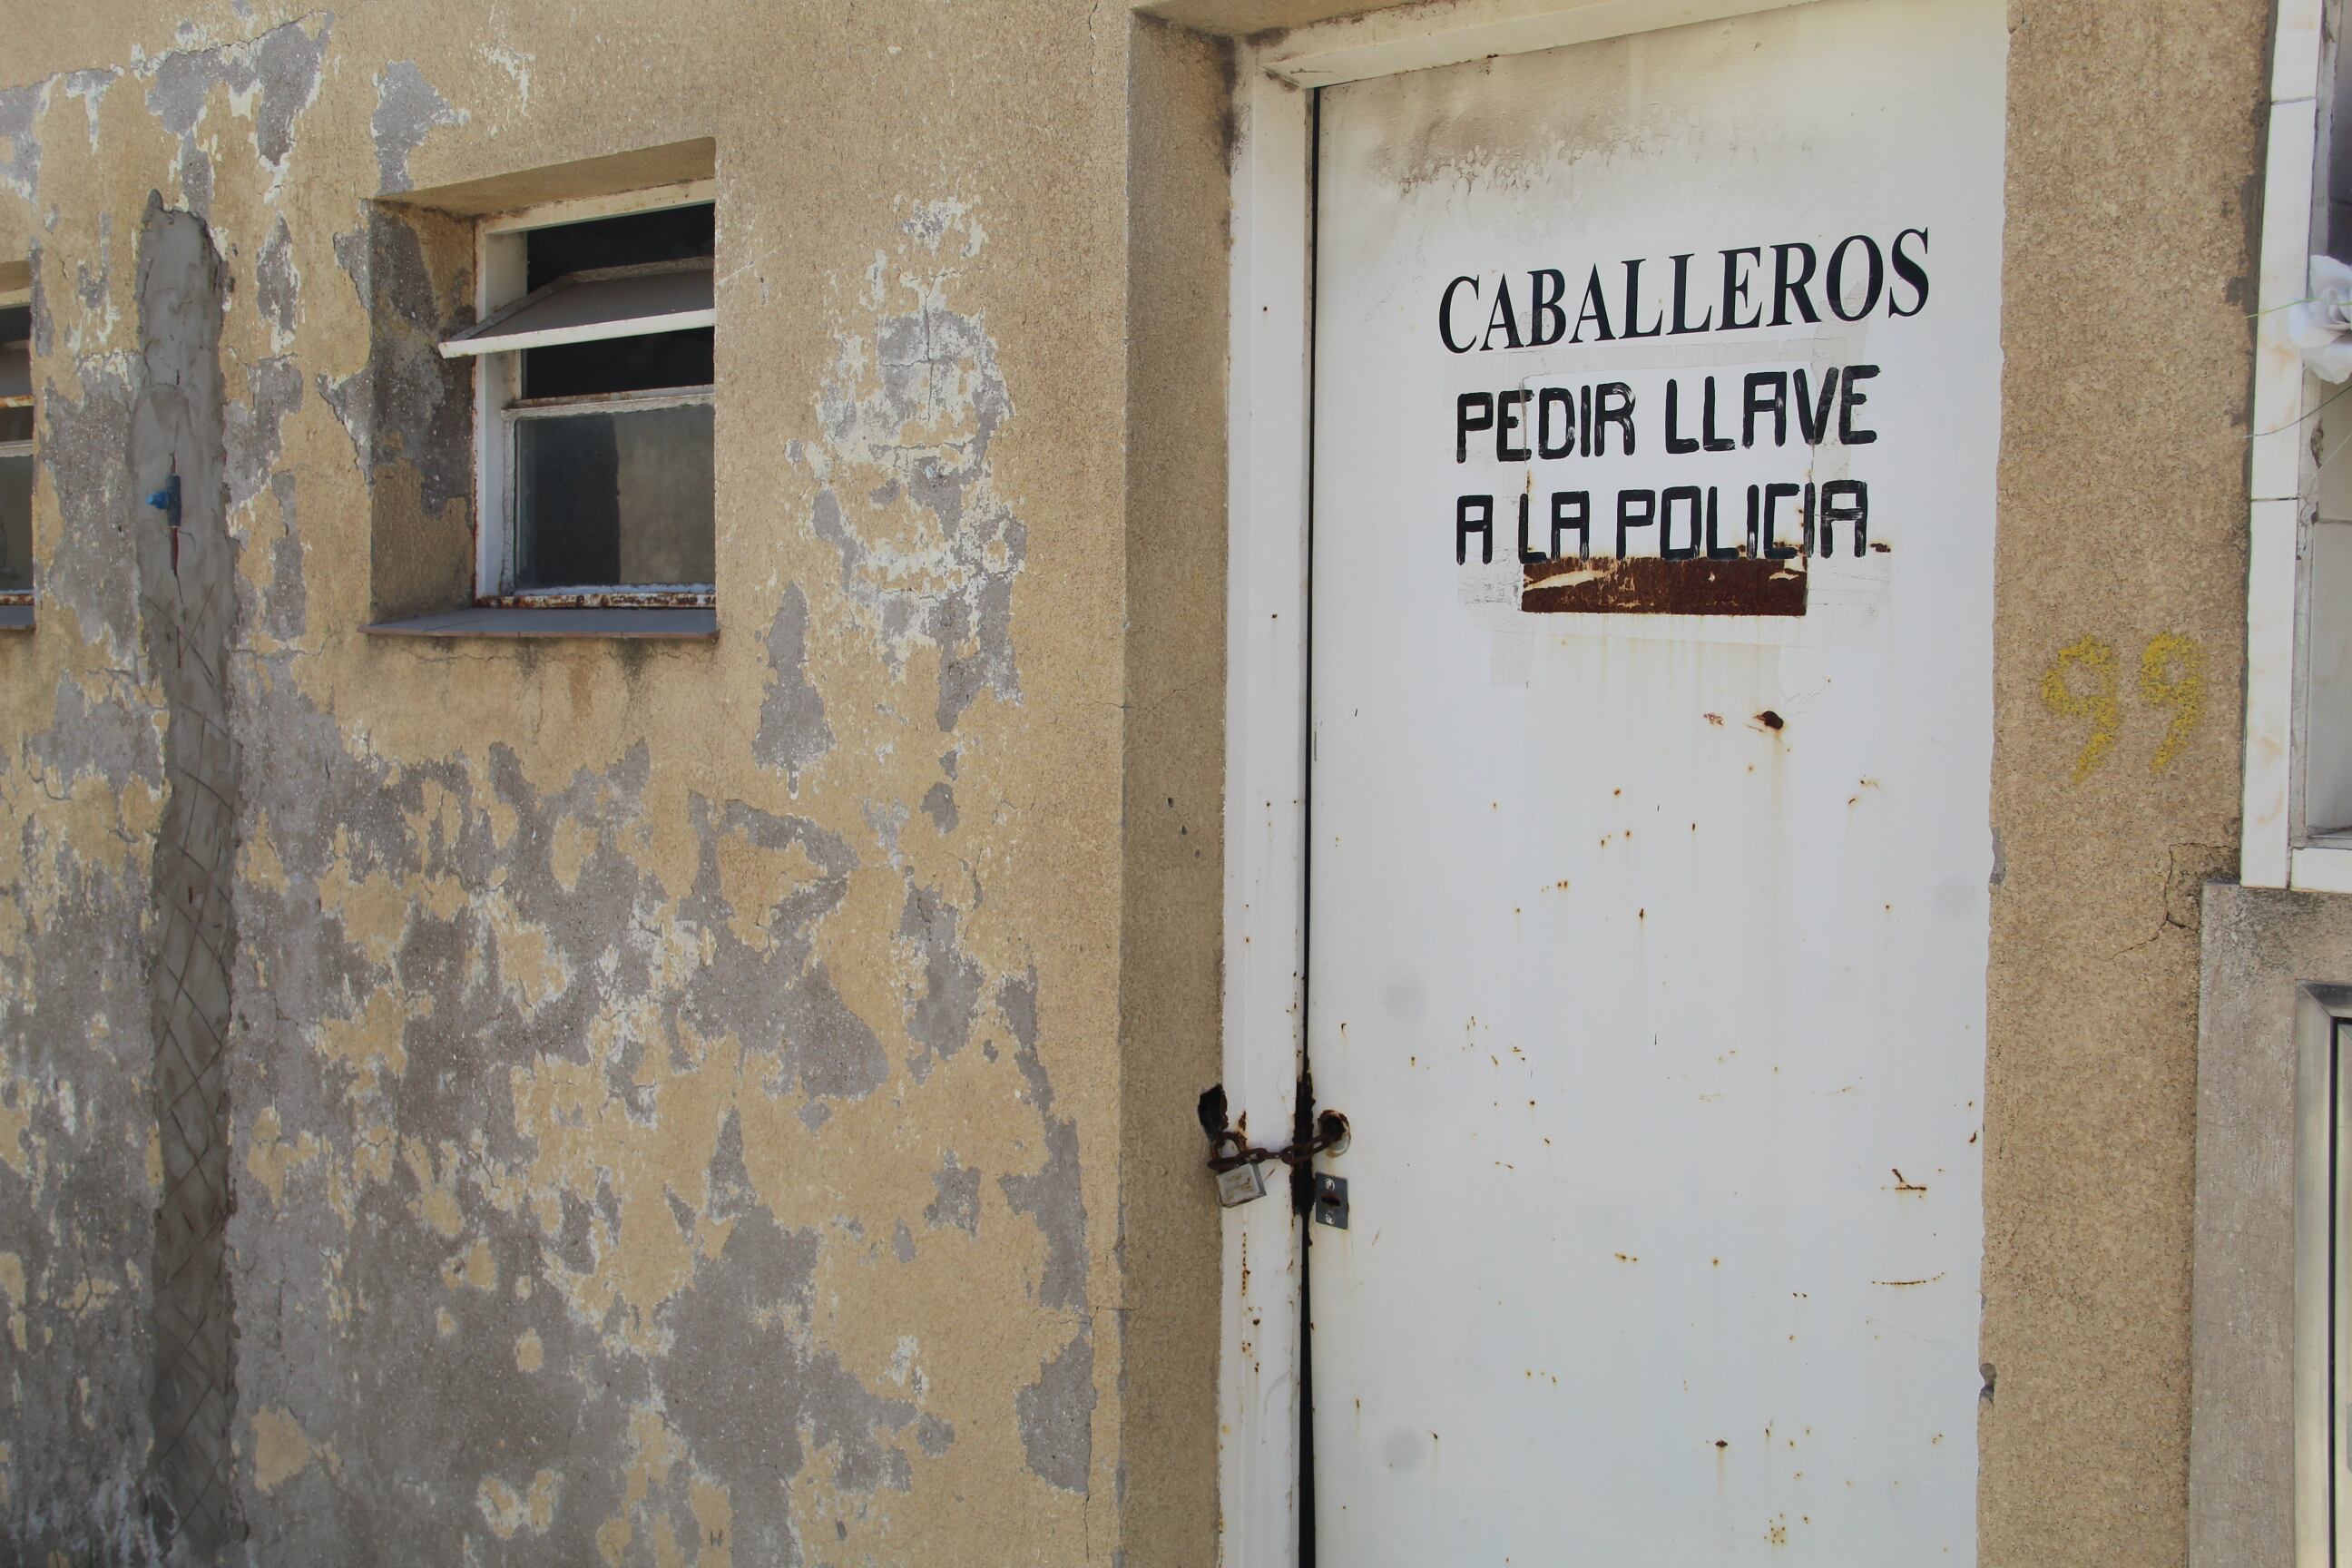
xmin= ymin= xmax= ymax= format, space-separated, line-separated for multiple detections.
xmin=524 ymin=325 xmax=712 ymax=399
xmin=0 ymin=453 xmax=33 ymax=593
xmin=0 ymin=407 xmax=31 ymax=444
xmin=526 ymin=204 xmax=714 ymax=291
xmin=514 ymin=402 xmax=713 ymax=590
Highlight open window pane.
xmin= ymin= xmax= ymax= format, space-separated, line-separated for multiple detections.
xmin=441 ymin=264 xmax=712 ymax=359
xmin=0 ymin=454 xmax=33 ymax=593
xmin=512 ymin=401 xmax=713 ymax=591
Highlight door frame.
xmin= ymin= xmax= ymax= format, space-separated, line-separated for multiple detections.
xmin=1215 ymin=2 xmax=1860 ymax=1561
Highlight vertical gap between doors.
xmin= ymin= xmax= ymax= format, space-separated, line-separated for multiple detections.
xmin=1297 ymin=82 xmax=1327 ymax=1568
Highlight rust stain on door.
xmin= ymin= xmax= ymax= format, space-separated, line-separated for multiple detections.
xmin=1521 ymin=555 xmax=1808 ymax=617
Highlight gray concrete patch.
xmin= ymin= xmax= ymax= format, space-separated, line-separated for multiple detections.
xmin=142 ymin=18 xmax=329 ymax=211
xmin=254 ymin=216 xmax=298 ymax=339
xmin=0 ymin=83 xmax=41 ymax=201
xmin=130 ymin=197 xmax=240 ymax=1561
xmin=755 ymin=582 xmax=834 ymax=790
xmin=925 ymin=1151 xmax=981 ymax=1236
xmin=369 ymin=61 xmax=463 ymax=195
xmin=1016 ymin=1325 xmax=1095 ymax=1494
xmin=900 ymin=882 xmax=982 ymax=1082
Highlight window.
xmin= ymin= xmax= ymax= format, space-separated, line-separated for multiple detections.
xmin=441 ymin=188 xmax=716 ymax=608
xmin=0 ymin=287 xmax=32 ymax=620
xmin=2249 ymin=2 xmax=2352 ymax=887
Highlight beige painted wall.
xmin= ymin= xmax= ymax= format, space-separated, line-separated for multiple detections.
xmin=0 ymin=3 xmax=1225 ymax=1562
xmin=1981 ymin=3 xmax=2266 ymax=1563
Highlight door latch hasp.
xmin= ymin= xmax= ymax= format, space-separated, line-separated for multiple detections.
xmin=1311 ymin=1174 xmax=1349 ymax=1230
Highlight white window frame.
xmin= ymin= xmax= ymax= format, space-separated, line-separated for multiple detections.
xmin=466 ymin=179 xmax=717 ymax=609
xmin=2244 ymin=0 xmax=2348 ymax=890
xmin=1219 ymin=3 xmax=1831 ymax=1561
xmin=2289 ymin=984 xmax=2352 ymax=1565
xmin=0 ymin=280 xmax=34 ymax=611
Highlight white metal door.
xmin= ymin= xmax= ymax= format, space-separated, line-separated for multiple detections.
xmin=1303 ymin=2 xmax=2008 ymax=1561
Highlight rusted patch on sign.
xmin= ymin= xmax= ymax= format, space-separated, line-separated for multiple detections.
xmin=1521 ymin=554 xmax=1807 ymax=617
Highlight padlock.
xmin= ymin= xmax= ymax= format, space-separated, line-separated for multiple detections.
xmin=1212 ymin=1138 xmax=1268 ymax=1208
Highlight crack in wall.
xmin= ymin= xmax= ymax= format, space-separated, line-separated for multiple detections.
xmin=131 ymin=197 xmax=240 ymax=1560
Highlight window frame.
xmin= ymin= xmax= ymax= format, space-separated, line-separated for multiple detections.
xmin=466 ymin=181 xmax=718 ymax=611
xmin=0 ymin=281 xmax=34 ymax=616
xmin=2288 ymin=984 xmax=2352 ymax=1565
xmin=2245 ymin=0 xmax=2349 ymax=889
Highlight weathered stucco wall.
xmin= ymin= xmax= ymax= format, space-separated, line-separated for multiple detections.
xmin=0 ymin=3 xmax=1226 ymax=1563
xmin=1979 ymin=2 xmax=2267 ymax=1564
xmin=1114 ymin=22 xmax=1231 ymax=1568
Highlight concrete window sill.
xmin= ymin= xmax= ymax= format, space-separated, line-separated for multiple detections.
xmin=363 ymin=605 xmax=716 ymax=640
xmin=0 ymin=603 xmax=34 ymax=632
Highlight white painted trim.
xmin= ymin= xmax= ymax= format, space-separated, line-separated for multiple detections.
xmin=506 ymin=387 xmax=714 ymax=417
xmin=2331 ymin=1000 xmax=2352 ymax=1565
xmin=2249 ymin=498 xmax=2301 ymax=886
xmin=441 ymin=262 xmax=715 ymax=360
xmin=441 ymin=309 xmax=716 ymax=360
xmin=2291 ymin=843 xmax=2352 ymax=893
xmin=2278 ymin=0 xmax=2327 ymax=106
xmin=1259 ymin=0 xmax=1828 ymax=85
xmin=1220 ymin=58 xmax=1314 ymax=1568
xmin=2244 ymin=0 xmax=2333 ymax=887
xmin=2292 ymin=984 xmax=2350 ymax=1567
xmin=474 ymin=223 xmax=528 ymax=597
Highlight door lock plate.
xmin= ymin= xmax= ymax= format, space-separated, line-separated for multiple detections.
xmin=1310 ymin=1173 xmax=1349 ymax=1230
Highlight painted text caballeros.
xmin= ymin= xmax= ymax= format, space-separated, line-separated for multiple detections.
xmin=1436 ymin=230 xmax=1932 ymax=353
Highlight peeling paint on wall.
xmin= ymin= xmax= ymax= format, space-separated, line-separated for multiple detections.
xmin=804 ymin=202 xmax=1025 ymax=736
xmin=0 ymin=9 xmax=1144 ymax=1563
xmin=1017 ymin=1324 xmax=1095 ymax=1494
xmin=0 ymin=85 xmax=44 ymax=202
xmin=368 ymin=61 xmax=464 ymax=196
xmin=142 ymin=16 xmax=330 ymax=212
xmin=754 ymin=583 xmax=833 ymax=792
